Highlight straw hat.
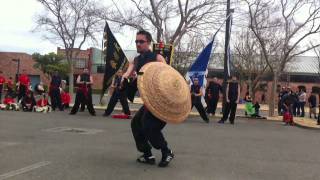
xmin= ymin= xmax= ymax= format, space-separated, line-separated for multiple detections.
xmin=137 ymin=62 xmax=191 ymax=124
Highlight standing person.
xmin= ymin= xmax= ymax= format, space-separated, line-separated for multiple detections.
xmin=282 ymin=91 xmax=296 ymax=125
xmin=6 ymin=77 xmax=14 ymax=97
xmin=317 ymin=102 xmax=320 ymax=125
xmin=49 ymin=72 xmax=63 ymax=111
xmin=103 ymin=70 xmax=131 ymax=117
xmin=291 ymin=88 xmax=299 ymax=116
xmin=17 ymin=69 xmax=30 ymax=102
xmin=191 ymin=78 xmax=209 ymax=123
xmin=218 ymin=75 xmax=240 ymax=124
xmin=278 ymin=87 xmax=286 ymax=115
xmin=122 ymin=30 xmax=174 ymax=167
xmin=261 ymin=93 xmax=266 ymax=104
xmin=70 ymin=68 xmax=96 ymax=116
xmin=0 ymin=71 xmax=5 ymax=102
xmin=298 ymin=89 xmax=306 ymax=117
xmin=308 ymin=92 xmax=317 ymax=119
xmin=205 ymin=77 xmax=222 ymax=116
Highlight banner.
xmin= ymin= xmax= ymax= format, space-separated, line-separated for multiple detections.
xmin=101 ymin=22 xmax=129 ymax=98
xmin=187 ymin=40 xmax=214 ymax=87
xmin=152 ymin=42 xmax=174 ymax=65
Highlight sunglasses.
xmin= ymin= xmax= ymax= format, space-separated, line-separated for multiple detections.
xmin=135 ymin=40 xmax=147 ymax=44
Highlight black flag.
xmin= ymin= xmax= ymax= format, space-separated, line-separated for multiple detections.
xmin=101 ymin=22 xmax=129 ymax=100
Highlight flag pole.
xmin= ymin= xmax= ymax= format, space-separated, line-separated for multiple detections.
xmin=222 ymin=0 xmax=233 ymax=114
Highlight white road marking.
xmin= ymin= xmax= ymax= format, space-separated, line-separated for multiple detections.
xmin=0 ymin=142 xmax=19 ymax=149
xmin=0 ymin=161 xmax=51 ymax=180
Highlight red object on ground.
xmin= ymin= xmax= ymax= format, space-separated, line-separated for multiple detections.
xmin=3 ymin=97 xmax=15 ymax=104
xmin=0 ymin=76 xmax=5 ymax=85
xmin=111 ymin=114 xmax=131 ymax=119
xmin=19 ymin=74 xmax=30 ymax=86
xmin=37 ymin=99 xmax=48 ymax=107
xmin=61 ymin=92 xmax=71 ymax=105
xmin=283 ymin=112 xmax=293 ymax=123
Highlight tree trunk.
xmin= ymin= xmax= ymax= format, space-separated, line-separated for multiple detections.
xmin=68 ymin=66 xmax=74 ymax=96
xmin=67 ymin=52 xmax=74 ymax=96
xmin=268 ymin=72 xmax=278 ymax=116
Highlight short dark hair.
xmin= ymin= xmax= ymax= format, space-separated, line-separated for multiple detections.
xmin=137 ymin=30 xmax=153 ymax=42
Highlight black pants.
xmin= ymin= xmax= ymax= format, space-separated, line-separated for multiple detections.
xmin=221 ymin=101 xmax=237 ymax=123
xmin=206 ymin=98 xmax=219 ymax=115
xmin=131 ymin=106 xmax=169 ymax=155
xmin=50 ymin=88 xmax=63 ymax=111
xmin=192 ymin=99 xmax=209 ymax=121
xmin=298 ymin=102 xmax=305 ymax=117
xmin=18 ymin=85 xmax=27 ymax=102
xmin=278 ymin=100 xmax=282 ymax=115
xmin=80 ymin=101 xmax=86 ymax=112
xmin=105 ymin=91 xmax=130 ymax=115
xmin=70 ymin=90 xmax=95 ymax=115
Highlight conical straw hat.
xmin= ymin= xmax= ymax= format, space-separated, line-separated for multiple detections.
xmin=137 ymin=62 xmax=191 ymax=123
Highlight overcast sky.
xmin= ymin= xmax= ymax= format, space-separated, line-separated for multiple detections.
xmin=0 ymin=0 xmax=138 ymax=55
xmin=0 ymin=0 xmax=318 ymax=56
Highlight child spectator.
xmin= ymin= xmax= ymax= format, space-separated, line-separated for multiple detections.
xmin=34 ymin=94 xmax=51 ymax=113
xmin=21 ymin=92 xmax=36 ymax=112
xmin=2 ymin=94 xmax=19 ymax=111
xmin=61 ymin=90 xmax=71 ymax=109
xmin=282 ymin=91 xmax=296 ymax=125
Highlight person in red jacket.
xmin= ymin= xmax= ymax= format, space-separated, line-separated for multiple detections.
xmin=34 ymin=94 xmax=51 ymax=113
xmin=61 ymin=89 xmax=71 ymax=109
xmin=0 ymin=71 xmax=5 ymax=103
xmin=3 ymin=94 xmax=19 ymax=111
xmin=18 ymin=69 xmax=30 ymax=102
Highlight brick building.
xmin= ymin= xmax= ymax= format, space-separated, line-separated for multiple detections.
xmin=0 ymin=52 xmax=50 ymax=89
xmin=56 ymin=47 xmax=137 ymax=90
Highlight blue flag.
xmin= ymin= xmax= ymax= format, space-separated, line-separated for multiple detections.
xmin=188 ymin=40 xmax=214 ymax=86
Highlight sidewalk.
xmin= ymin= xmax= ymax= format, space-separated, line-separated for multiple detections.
xmin=80 ymin=97 xmax=320 ymax=130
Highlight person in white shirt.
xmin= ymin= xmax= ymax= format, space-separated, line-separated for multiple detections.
xmin=298 ymin=89 xmax=307 ymax=117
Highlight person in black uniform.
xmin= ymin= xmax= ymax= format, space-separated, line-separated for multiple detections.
xmin=218 ymin=75 xmax=240 ymax=124
xmin=50 ymin=71 xmax=63 ymax=111
xmin=205 ymin=77 xmax=222 ymax=116
xmin=191 ymin=78 xmax=209 ymax=123
xmin=103 ymin=69 xmax=131 ymax=116
xmin=70 ymin=68 xmax=95 ymax=116
xmin=122 ymin=30 xmax=174 ymax=168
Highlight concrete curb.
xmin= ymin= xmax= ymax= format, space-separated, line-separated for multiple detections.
xmin=80 ymin=104 xmax=320 ymax=130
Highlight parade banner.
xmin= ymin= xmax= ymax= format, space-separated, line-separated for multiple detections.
xmin=101 ymin=22 xmax=129 ymax=98
xmin=152 ymin=42 xmax=174 ymax=65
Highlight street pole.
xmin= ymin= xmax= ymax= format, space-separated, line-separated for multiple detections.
xmin=222 ymin=0 xmax=232 ymax=113
xmin=12 ymin=59 xmax=20 ymax=82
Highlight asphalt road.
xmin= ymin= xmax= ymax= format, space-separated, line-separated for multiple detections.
xmin=0 ymin=110 xmax=320 ymax=180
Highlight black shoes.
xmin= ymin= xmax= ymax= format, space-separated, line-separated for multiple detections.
xmin=137 ymin=155 xmax=156 ymax=165
xmin=218 ymin=120 xmax=224 ymax=124
xmin=158 ymin=150 xmax=174 ymax=167
xmin=136 ymin=150 xmax=174 ymax=167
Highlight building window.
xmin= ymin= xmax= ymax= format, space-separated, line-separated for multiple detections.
xmin=74 ymin=58 xmax=87 ymax=69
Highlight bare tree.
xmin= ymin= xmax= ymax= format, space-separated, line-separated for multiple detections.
xmin=104 ymin=0 xmax=224 ymax=45
xmin=34 ymin=0 xmax=104 ymax=94
xmin=314 ymin=44 xmax=320 ymax=79
xmin=244 ymin=0 xmax=320 ymax=116
xmin=233 ymin=28 xmax=268 ymax=100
